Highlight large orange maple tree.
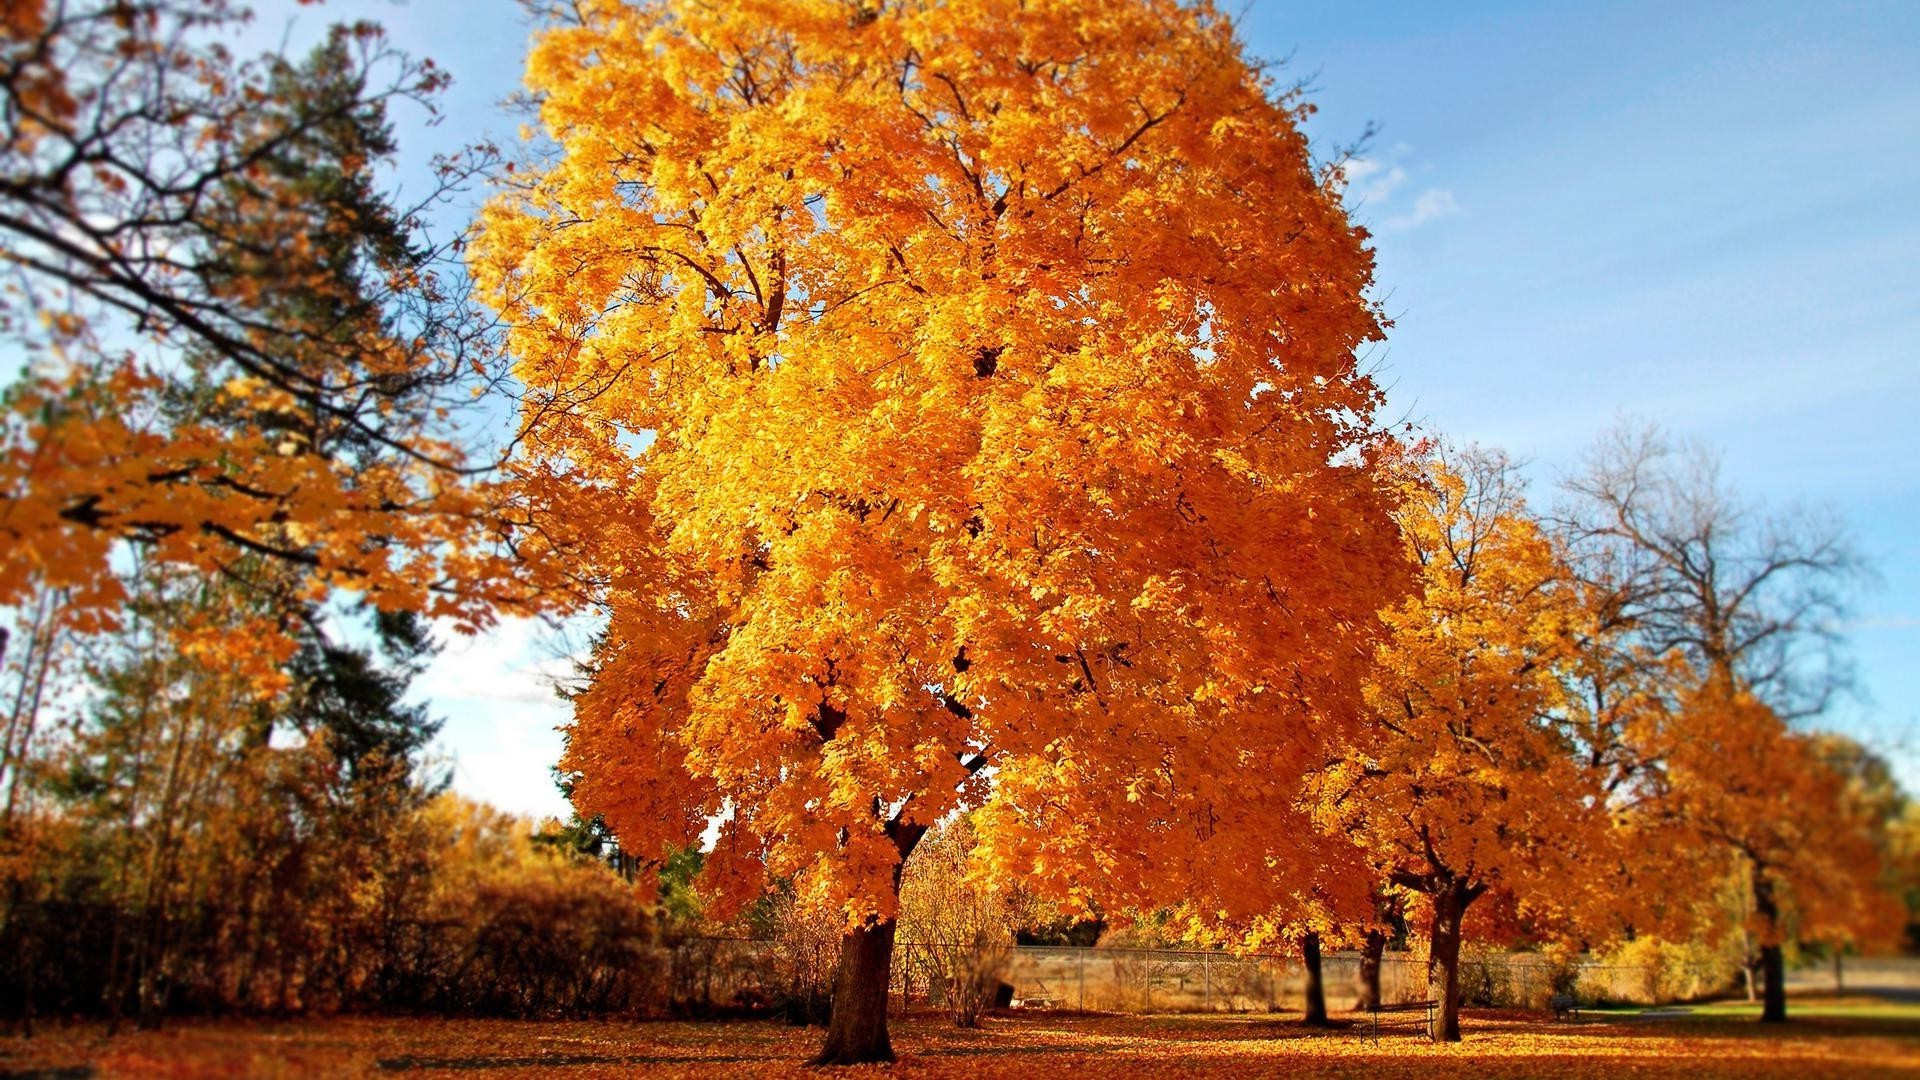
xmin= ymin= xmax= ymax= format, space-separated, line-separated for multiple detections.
xmin=475 ymin=0 xmax=1405 ymax=1062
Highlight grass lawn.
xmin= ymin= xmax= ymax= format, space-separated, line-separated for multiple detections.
xmin=1584 ymin=994 xmax=1920 ymax=1023
xmin=1 ymin=1001 xmax=1916 ymax=1078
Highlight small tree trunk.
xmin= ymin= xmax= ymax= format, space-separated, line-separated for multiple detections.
xmin=1753 ymin=868 xmax=1787 ymax=1023
xmin=813 ymin=919 xmax=899 ymax=1065
xmin=1301 ymin=931 xmax=1329 ymax=1026
xmin=1356 ymin=928 xmax=1386 ymax=1011
xmin=1428 ymin=881 xmax=1478 ymax=1043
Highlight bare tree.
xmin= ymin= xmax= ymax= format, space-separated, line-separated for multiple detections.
xmin=1556 ymin=421 xmax=1863 ymax=720
xmin=1554 ymin=420 xmax=1872 ymax=1024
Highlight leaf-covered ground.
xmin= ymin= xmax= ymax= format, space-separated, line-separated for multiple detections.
xmin=4 ymin=1000 xmax=1917 ymax=1078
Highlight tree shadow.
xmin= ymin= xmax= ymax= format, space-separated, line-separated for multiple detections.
xmin=1501 ymin=1013 xmax=1920 ymax=1044
xmin=376 ymin=1052 xmax=772 ymax=1071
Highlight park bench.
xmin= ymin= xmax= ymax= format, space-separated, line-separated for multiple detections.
xmin=1367 ymin=999 xmax=1438 ymax=1040
xmin=1550 ymin=993 xmax=1582 ymax=1022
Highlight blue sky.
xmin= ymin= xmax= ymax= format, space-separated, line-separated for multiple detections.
xmin=277 ymin=0 xmax=1920 ymax=817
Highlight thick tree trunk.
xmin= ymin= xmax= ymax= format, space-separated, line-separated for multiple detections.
xmin=1753 ymin=868 xmax=1788 ymax=1023
xmin=1301 ymin=931 xmax=1329 ymax=1026
xmin=1428 ymin=882 xmax=1477 ymax=1043
xmin=1758 ymin=941 xmax=1789 ymax=1014
xmin=1760 ymin=944 xmax=1787 ymax=1022
xmin=1356 ymin=928 xmax=1386 ymax=1011
xmin=813 ymin=919 xmax=899 ymax=1065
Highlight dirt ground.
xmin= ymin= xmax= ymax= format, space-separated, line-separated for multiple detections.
xmin=3 ymin=999 xmax=1917 ymax=1078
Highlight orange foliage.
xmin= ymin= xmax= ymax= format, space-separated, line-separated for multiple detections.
xmin=476 ymin=0 xmax=1407 ymax=932
xmin=2 ymin=1010 xmax=1916 ymax=1078
xmin=0 ymin=2 xmax=542 ymax=638
xmin=1309 ymin=448 xmax=1618 ymax=1038
xmin=1654 ymin=685 xmax=1904 ymax=952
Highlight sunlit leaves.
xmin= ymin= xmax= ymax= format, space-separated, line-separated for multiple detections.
xmin=479 ymin=0 xmax=1406 ymax=926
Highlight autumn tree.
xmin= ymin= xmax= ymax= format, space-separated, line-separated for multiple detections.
xmin=1807 ymin=734 xmax=1917 ymax=953
xmin=897 ymin=815 xmax=1034 ymax=1027
xmin=1646 ymin=689 xmax=1902 ymax=1017
xmin=1557 ymin=423 xmax=1884 ymax=1022
xmin=476 ymin=0 xmax=1405 ymax=1063
xmin=1312 ymin=447 xmax=1616 ymax=1041
xmin=1354 ymin=892 xmax=1406 ymax=1011
xmin=0 ymin=0 xmax=537 ymax=639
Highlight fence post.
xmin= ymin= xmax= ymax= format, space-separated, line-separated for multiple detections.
xmin=1835 ymin=953 xmax=1844 ymax=995
xmin=1204 ymin=952 xmax=1211 ymax=1012
xmin=1078 ymin=950 xmax=1086 ymax=1014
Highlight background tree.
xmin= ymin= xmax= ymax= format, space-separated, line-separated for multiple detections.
xmin=5 ymin=553 xmax=447 ymax=1026
xmin=1889 ymin=803 xmax=1920 ymax=954
xmin=477 ymin=0 xmax=1406 ymax=1063
xmin=1558 ymin=423 xmax=1860 ymax=720
xmin=1184 ymin=825 xmax=1380 ymax=1026
xmin=1354 ymin=892 xmax=1408 ymax=1012
xmin=0 ymin=0 xmax=540 ymax=639
xmin=1313 ymin=447 xmax=1617 ymax=1041
xmin=897 ymin=815 xmax=1034 ymax=1027
xmin=0 ymin=4 xmax=564 ymax=1025
xmin=1647 ymin=689 xmax=1902 ymax=1019
xmin=1558 ymin=422 xmax=1883 ymax=1022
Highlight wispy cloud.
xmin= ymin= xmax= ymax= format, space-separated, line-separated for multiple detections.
xmin=1336 ymin=157 xmax=1408 ymax=207
xmin=1385 ymin=187 xmax=1460 ymax=232
xmin=1336 ymin=150 xmax=1456 ymax=232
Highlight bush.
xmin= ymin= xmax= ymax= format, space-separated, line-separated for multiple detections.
xmin=1588 ymin=936 xmax=1740 ymax=1006
xmin=0 ymin=793 xmax=662 ymax=1021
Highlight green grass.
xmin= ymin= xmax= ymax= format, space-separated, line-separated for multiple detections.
xmin=1581 ymin=995 xmax=1920 ymax=1025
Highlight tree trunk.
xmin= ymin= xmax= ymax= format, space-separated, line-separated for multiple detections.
xmin=1760 ymin=944 xmax=1787 ymax=1022
xmin=1428 ymin=881 xmax=1478 ymax=1043
xmin=1356 ymin=928 xmax=1386 ymax=1011
xmin=1301 ymin=931 xmax=1329 ymax=1026
xmin=812 ymin=919 xmax=899 ymax=1065
xmin=1753 ymin=868 xmax=1787 ymax=1023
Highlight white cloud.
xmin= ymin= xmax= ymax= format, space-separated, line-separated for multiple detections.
xmin=411 ymin=616 xmax=587 ymax=821
xmin=1338 ymin=157 xmax=1383 ymax=182
xmin=1337 ymin=157 xmax=1408 ymax=207
xmin=414 ymin=616 xmax=581 ymax=707
xmin=1852 ymin=614 xmax=1920 ymax=631
xmin=1384 ymin=187 xmax=1459 ymax=232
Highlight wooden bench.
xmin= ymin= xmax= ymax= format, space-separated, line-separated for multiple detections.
xmin=1550 ymin=993 xmax=1581 ymax=1022
xmin=1367 ymin=999 xmax=1438 ymax=1040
